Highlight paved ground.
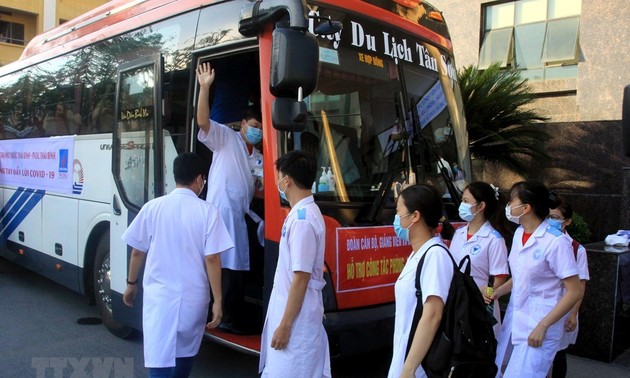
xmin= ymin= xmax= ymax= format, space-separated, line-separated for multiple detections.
xmin=565 ymin=348 xmax=630 ymax=377
xmin=2 ymin=255 xmax=629 ymax=377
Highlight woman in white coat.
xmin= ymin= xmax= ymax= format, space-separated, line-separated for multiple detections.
xmin=492 ymin=181 xmax=584 ymax=377
xmin=387 ymin=184 xmax=454 ymax=378
xmin=549 ymin=196 xmax=589 ymax=378
xmin=449 ymin=181 xmax=511 ymax=333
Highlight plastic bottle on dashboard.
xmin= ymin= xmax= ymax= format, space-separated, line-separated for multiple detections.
xmin=318 ymin=167 xmax=329 ymax=192
xmin=327 ymin=167 xmax=336 ymax=192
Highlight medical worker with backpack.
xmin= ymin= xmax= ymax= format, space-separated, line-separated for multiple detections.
xmin=492 ymin=181 xmax=584 ymax=377
xmin=449 ymin=181 xmax=512 ymax=334
xmin=387 ymin=184 xmax=454 ymax=378
xmin=548 ymin=196 xmax=589 ymax=378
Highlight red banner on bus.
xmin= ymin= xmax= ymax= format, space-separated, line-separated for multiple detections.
xmin=335 ymin=226 xmax=412 ymax=293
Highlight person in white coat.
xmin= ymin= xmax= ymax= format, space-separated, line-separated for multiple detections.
xmin=491 ymin=181 xmax=584 ymax=378
xmin=122 ymin=153 xmax=233 ymax=377
xmin=259 ymin=150 xmax=331 ymax=378
xmin=196 ymin=62 xmax=263 ymax=333
xmin=387 ymin=184 xmax=454 ymax=378
xmin=549 ymin=196 xmax=589 ymax=378
xmin=450 ymin=181 xmax=511 ymax=334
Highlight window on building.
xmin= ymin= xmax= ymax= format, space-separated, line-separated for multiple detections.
xmin=479 ymin=0 xmax=581 ymax=81
xmin=0 ymin=20 xmax=25 ymax=45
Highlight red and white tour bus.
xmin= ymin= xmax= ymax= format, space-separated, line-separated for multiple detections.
xmin=0 ymin=0 xmax=469 ymax=357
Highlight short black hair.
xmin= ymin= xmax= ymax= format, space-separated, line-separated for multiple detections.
xmin=243 ymin=105 xmax=262 ymax=123
xmin=275 ymin=150 xmax=316 ymax=190
xmin=173 ymin=152 xmax=205 ymax=186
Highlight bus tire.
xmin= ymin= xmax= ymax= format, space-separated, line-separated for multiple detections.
xmin=93 ymin=232 xmax=133 ymax=339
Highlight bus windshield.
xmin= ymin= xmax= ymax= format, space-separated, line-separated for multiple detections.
xmin=286 ymin=7 xmax=469 ymax=205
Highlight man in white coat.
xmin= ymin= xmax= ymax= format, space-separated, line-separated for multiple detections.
xmin=122 ymin=152 xmax=233 ymax=377
xmin=196 ymin=62 xmax=263 ymax=333
xmin=259 ymin=150 xmax=331 ymax=378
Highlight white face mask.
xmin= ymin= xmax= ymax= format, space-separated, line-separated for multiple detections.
xmin=277 ymin=176 xmax=287 ymax=201
xmin=505 ymin=204 xmax=525 ymax=224
xmin=197 ymin=176 xmax=206 ymax=197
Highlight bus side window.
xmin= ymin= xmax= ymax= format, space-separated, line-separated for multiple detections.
xmin=43 ymin=102 xmax=82 ymax=136
xmin=3 ymin=106 xmax=22 ymax=139
xmin=90 ymin=90 xmax=115 ymax=133
xmin=3 ymin=102 xmax=42 ymax=139
xmin=0 ymin=117 xmax=6 ymax=140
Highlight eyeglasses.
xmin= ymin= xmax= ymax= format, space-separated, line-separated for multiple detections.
xmin=548 ymin=214 xmax=565 ymax=221
xmin=399 ymin=212 xmax=412 ymax=219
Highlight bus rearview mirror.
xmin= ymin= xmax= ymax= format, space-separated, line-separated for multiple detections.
xmin=270 ymin=27 xmax=318 ymax=99
xmin=272 ymin=98 xmax=307 ymax=132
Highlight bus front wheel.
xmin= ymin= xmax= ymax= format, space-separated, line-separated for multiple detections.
xmin=93 ymin=232 xmax=133 ymax=339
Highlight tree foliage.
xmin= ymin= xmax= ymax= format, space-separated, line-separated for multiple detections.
xmin=458 ymin=63 xmax=551 ymax=176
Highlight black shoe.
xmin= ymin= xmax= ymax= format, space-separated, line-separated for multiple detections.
xmin=218 ymin=322 xmax=246 ymax=335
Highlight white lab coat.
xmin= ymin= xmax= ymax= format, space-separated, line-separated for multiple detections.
xmin=387 ymin=237 xmax=454 ymax=378
xmin=495 ymin=221 xmax=578 ymax=377
xmin=121 ymin=188 xmax=233 ymax=367
xmin=558 ymin=236 xmax=590 ymax=350
xmin=249 ymin=146 xmax=264 ymax=192
xmin=198 ymin=120 xmax=255 ymax=271
xmin=259 ymin=196 xmax=330 ymax=378
xmin=450 ymin=221 xmax=509 ymax=332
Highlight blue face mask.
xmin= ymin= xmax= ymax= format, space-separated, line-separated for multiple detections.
xmin=393 ymin=214 xmax=412 ymax=242
xmin=548 ymin=218 xmax=563 ymax=231
xmin=245 ymin=125 xmax=262 ymax=145
xmin=458 ymin=202 xmax=479 ymax=222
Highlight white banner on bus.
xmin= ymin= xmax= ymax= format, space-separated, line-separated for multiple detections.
xmin=417 ymin=80 xmax=447 ymax=129
xmin=0 ymin=137 xmax=75 ymax=194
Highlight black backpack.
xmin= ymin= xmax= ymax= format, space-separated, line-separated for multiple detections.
xmin=406 ymin=244 xmax=497 ymax=378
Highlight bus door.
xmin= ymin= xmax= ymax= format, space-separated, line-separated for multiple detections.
xmin=191 ymin=47 xmax=266 ymax=354
xmin=109 ymin=54 xmax=164 ymax=331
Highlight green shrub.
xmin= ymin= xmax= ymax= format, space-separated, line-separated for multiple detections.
xmin=567 ymin=212 xmax=592 ymax=244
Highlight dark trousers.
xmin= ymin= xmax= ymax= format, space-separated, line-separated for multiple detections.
xmin=552 ymin=349 xmax=567 ymax=378
xmin=149 ymin=357 xmax=195 ymax=378
xmin=221 ymin=268 xmax=246 ymax=325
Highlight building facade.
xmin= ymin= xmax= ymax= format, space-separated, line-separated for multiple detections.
xmin=0 ymin=0 xmax=109 ymax=66
xmin=440 ymin=0 xmax=630 ymax=238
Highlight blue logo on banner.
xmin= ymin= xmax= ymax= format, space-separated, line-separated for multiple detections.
xmin=59 ymin=149 xmax=68 ymax=173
